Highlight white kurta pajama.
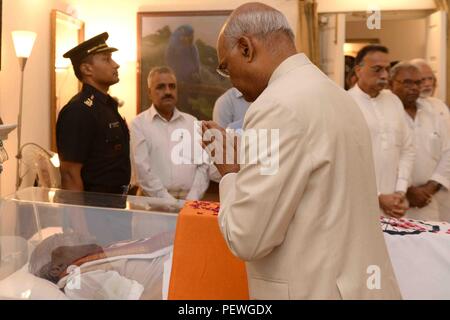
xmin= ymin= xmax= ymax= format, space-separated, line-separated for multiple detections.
xmin=404 ymin=99 xmax=450 ymax=221
xmin=424 ymin=96 xmax=450 ymax=222
xmin=348 ymin=85 xmax=416 ymax=196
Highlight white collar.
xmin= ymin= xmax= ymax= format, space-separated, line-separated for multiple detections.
xmin=268 ymin=53 xmax=311 ymax=86
xmin=148 ymin=104 xmax=183 ymax=122
xmin=352 ymin=83 xmax=380 ymax=101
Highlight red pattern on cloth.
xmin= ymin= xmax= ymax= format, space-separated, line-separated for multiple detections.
xmin=189 ymin=201 xmax=220 ymax=216
xmin=380 ymin=216 xmax=450 ymax=235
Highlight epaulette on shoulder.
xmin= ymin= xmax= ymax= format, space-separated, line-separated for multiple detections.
xmin=83 ymin=94 xmax=95 ymax=108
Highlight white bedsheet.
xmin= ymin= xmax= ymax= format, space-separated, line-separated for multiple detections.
xmin=0 ymin=263 xmax=68 ymax=300
xmin=382 ymin=217 xmax=450 ymax=299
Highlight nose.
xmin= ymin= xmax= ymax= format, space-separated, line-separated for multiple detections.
xmin=163 ymin=85 xmax=172 ymax=94
xmin=380 ymin=69 xmax=388 ymax=79
xmin=409 ymin=83 xmax=420 ymax=93
xmin=113 ymin=59 xmax=120 ymax=69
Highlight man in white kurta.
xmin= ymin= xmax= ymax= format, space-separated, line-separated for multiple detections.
xmin=411 ymin=58 xmax=450 ymax=119
xmin=348 ymin=45 xmax=415 ymax=218
xmin=130 ymin=67 xmax=209 ymax=201
xmin=390 ymin=62 xmax=450 ymax=221
xmin=411 ymin=58 xmax=450 ymax=222
xmin=204 ymin=3 xmax=401 ymax=300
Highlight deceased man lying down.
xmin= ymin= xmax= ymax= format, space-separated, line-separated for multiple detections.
xmin=28 ymin=231 xmax=174 ymax=299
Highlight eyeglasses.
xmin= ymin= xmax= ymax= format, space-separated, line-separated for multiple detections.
xmin=216 ymin=63 xmax=230 ymax=78
xmin=216 ymin=43 xmax=238 ymax=78
xmin=359 ymin=63 xmax=390 ymax=74
xmin=394 ymin=79 xmax=422 ymax=87
xmin=369 ymin=65 xmax=390 ymax=74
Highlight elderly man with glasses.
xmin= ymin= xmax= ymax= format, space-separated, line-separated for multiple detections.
xmin=201 ymin=3 xmax=401 ymax=300
xmin=348 ymin=45 xmax=415 ymax=218
xmin=390 ymin=62 xmax=450 ymax=222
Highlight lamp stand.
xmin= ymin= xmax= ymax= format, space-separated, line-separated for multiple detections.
xmin=15 ymin=57 xmax=28 ymax=190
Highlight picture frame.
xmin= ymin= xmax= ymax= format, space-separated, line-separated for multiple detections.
xmin=50 ymin=10 xmax=84 ymax=151
xmin=137 ymin=11 xmax=232 ymax=119
xmin=0 ymin=0 xmax=3 ymax=71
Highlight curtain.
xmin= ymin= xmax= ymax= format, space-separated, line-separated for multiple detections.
xmin=296 ymin=0 xmax=320 ymax=66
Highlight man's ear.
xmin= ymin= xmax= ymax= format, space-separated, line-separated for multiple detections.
xmin=147 ymin=87 xmax=153 ymax=100
xmin=237 ymin=36 xmax=254 ymax=62
xmin=354 ymin=64 xmax=362 ymax=78
xmin=79 ymin=63 xmax=93 ymax=78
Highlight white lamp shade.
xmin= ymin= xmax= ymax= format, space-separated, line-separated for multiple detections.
xmin=12 ymin=31 xmax=37 ymax=58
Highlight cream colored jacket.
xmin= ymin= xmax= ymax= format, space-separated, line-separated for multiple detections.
xmin=218 ymin=54 xmax=402 ymax=300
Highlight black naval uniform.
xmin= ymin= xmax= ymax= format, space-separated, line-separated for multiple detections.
xmin=56 ymin=83 xmax=131 ymax=195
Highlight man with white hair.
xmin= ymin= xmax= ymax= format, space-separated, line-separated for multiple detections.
xmin=410 ymin=58 xmax=450 ymax=122
xmin=403 ymin=60 xmax=450 ymax=221
xmin=348 ymin=45 xmax=415 ymax=218
xmin=203 ymin=2 xmax=401 ymax=299
xmin=130 ymin=66 xmax=209 ymax=201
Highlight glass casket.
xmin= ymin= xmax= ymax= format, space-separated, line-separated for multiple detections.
xmin=0 ymin=187 xmax=180 ymax=300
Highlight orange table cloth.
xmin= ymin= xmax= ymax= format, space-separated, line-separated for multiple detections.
xmin=168 ymin=201 xmax=249 ymax=300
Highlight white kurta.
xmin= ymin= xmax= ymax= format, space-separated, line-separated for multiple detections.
xmin=405 ymin=99 xmax=450 ymax=221
xmin=427 ymin=96 xmax=450 ymax=123
xmin=130 ymin=106 xmax=209 ymax=200
xmin=425 ymin=96 xmax=450 ymax=222
xmin=348 ymin=84 xmax=415 ymax=194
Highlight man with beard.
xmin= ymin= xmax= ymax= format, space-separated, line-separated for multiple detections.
xmin=390 ymin=62 xmax=450 ymax=221
xmin=410 ymin=58 xmax=450 ymax=122
xmin=348 ymin=45 xmax=415 ymax=218
xmin=130 ymin=66 xmax=209 ymax=201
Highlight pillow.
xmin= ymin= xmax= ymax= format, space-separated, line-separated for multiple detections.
xmin=0 ymin=263 xmax=68 ymax=300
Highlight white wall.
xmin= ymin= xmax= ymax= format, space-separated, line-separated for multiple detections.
xmin=317 ymin=0 xmax=436 ymax=13
xmin=346 ymin=18 xmax=427 ymax=62
xmin=0 ymin=0 xmax=298 ymax=196
xmin=0 ymin=0 xmax=60 ymax=196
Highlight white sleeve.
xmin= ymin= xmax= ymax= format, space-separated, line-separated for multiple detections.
xmin=396 ymin=109 xmax=415 ymax=192
xmin=218 ymin=99 xmax=308 ymax=261
xmin=186 ymin=162 xmax=210 ymax=200
xmin=213 ymin=93 xmax=233 ymax=128
xmin=130 ymin=120 xmax=175 ymax=200
xmin=431 ymin=117 xmax=450 ymax=190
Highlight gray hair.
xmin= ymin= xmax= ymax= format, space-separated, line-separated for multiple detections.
xmin=389 ymin=61 xmax=420 ymax=80
xmin=222 ymin=8 xmax=294 ymax=48
xmin=410 ymin=58 xmax=431 ymax=69
xmin=410 ymin=58 xmax=436 ymax=81
xmin=147 ymin=66 xmax=176 ymax=88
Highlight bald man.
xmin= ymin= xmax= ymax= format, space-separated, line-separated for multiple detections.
xmin=203 ymin=2 xmax=401 ymax=300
